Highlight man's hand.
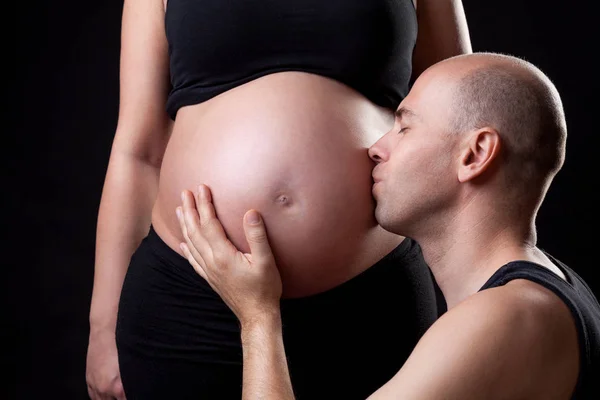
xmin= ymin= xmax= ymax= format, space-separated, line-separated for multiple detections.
xmin=176 ymin=184 xmax=283 ymax=325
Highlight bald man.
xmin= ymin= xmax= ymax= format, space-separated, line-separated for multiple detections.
xmin=176 ymin=53 xmax=600 ymax=399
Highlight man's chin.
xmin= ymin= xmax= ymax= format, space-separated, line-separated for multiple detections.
xmin=374 ymin=209 xmax=404 ymax=237
xmin=374 ymin=208 xmax=392 ymax=232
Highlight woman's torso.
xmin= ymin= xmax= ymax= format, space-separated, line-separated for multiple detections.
xmin=151 ymin=0 xmax=418 ymax=297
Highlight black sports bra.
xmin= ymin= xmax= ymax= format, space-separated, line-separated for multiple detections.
xmin=164 ymin=0 xmax=418 ymax=120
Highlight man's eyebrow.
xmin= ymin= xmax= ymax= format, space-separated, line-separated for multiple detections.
xmin=395 ymin=106 xmax=418 ymax=120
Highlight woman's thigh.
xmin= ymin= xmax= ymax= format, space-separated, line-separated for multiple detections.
xmin=116 ymin=226 xmax=439 ymax=399
xmin=116 ymin=226 xmax=243 ymax=399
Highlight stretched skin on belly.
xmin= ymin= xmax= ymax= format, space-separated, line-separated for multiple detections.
xmin=153 ymin=72 xmax=402 ymax=297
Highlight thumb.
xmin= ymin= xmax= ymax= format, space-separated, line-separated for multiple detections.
xmin=243 ymin=210 xmax=274 ymax=263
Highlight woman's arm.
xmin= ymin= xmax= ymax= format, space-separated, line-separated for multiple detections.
xmin=411 ymin=0 xmax=472 ymax=80
xmin=177 ymin=187 xmax=295 ymax=400
xmin=86 ymin=0 xmax=171 ymax=398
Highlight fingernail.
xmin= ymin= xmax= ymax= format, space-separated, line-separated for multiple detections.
xmin=198 ymin=185 xmax=206 ymax=199
xmin=246 ymin=210 xmax=261 ymax=224
xmin=181 ymin=191 xmax=186 ymax=201
xmin=176 ymin=207 xmax=181 ymax=218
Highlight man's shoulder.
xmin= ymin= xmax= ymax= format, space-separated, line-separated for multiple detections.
xmin=450 ymin=279 xmax=575 ymax=335
xmin=387 ymin=280 xmax=580 ymax=399
xmin=427 ymin=282 xmax=579 ymax=396
xmin=445 ymin=281 xmax=578 ymax=375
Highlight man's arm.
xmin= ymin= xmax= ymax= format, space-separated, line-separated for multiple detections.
xmin=367 ymin=281 xmax=579 ymax=399
xmin=177 ymin=186 xmax=295 ymax=399
xmin=240 ymin=315 xmax=295 ymax=400
xmin=177 ymin=187 xmax=578 ymax=400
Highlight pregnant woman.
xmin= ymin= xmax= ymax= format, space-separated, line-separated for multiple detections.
xmin=85 ymin=0 xmax=472 ymax=399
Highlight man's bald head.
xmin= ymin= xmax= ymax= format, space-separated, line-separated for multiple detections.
xmin=442 ymin=53 xmax=567 ymax=194
xmin=368 ymin=52 xmax=569 ymax=237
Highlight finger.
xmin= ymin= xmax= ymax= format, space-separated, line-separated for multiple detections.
xmin=179 ymin=192 xmax=215 ymax=262
xmin=175 ymin=206 xmax=189 ymax=243
xmin=176 ymin=189 xmax=199 ymax=245
xmin=243 ymin=210 xmax=275 ymax=263
xmin=180 ymin=190 xmax=201 ymax=237
xmin=195 ymin=185 xmax=235 ymax=255
xmin=87 ymin=387 xmax=103 ymax=400
xmin=114 ymin=379 xmax=127 ymax=400
xmin=196 ymin=185 xmax=220 ymax=228
xmin=181 ymin=232 xmax=210 ymax=272
xmin=87 ymin=386 xmax=96 ymax=400
xmin=178 ymin=191 xmax=206 ymax=247
xmin=177 ymin=204 xmax=209 ymax=260
xmin=180 ymin=242 xmax=209 ymax=281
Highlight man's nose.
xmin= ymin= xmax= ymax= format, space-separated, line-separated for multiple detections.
xmin=368 ymin=143 xmax=384 ymax=164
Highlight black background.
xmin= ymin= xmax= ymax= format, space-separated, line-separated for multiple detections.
xmin=10 ymin=1 xmax=598 ymax=398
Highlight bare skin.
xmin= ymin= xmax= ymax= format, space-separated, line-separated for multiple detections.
xmin=152 ymin=72 xmax=404 ymax=298
xmin=177 ymin=53 xmax=580 ymax=399
xmin=86 ymin=0 xmax=471 ymax=398
xmin=86 ymin=0 xmax=171 ymax=398
xmin=153 ymin=3 xmax=399 ymax=301
xmin=152 ymin=0 xmax=471 ymax=298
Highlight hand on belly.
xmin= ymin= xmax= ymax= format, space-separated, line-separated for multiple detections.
xmin=154 ymin=73 xmax=402 ymax=296
xmin=181 ymin=143 xmax=380 ymax=296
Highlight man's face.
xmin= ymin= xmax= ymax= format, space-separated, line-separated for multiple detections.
xmin=368 ymin=66 xmax=462 ymax=236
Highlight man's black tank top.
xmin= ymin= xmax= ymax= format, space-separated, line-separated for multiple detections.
xmin=480 ymin=256 xmax=600 ymax=399
xmin=164 ymin=0 xmax=417 ymax=120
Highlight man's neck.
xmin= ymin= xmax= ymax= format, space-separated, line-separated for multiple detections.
xmin=417 ymin=203 xmax=550 ymax=310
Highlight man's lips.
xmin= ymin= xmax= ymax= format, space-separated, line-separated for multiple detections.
xmin=371 ymin=176 xmax=381 ymax=192
xmin=372 ymin=166 xmax=382 ymax=183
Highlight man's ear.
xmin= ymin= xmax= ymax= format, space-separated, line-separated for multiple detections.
xmin=457 ymin=128 xmax=502 ymax=183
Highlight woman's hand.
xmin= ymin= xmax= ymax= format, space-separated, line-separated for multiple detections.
xmin=86 ymin=329 xmax=126 ymax=400
xmin=176 ymin=185 xmax=283 ymax=326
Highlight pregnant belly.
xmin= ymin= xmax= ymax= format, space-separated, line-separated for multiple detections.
xmin=152 ymin=72 xmax=403 ymax=297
